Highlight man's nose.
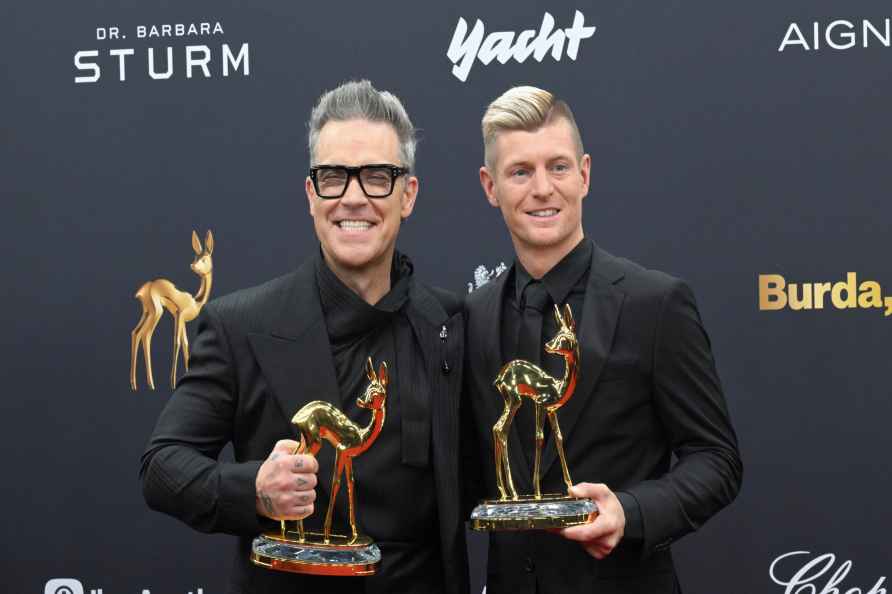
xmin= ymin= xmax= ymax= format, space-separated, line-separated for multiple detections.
xmin=531 ymin=168 xmax=554 ymax=198
xmin=339 ymin=175 xmax=369 ymax=206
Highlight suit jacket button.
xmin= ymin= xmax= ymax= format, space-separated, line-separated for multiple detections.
xmin=441 ymin=360 xmax=451 ymax=374
xmin=524 ymin=557 xmax=535 ymax=573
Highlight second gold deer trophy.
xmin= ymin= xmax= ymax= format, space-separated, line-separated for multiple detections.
xmin=251 ymin=358 xmax=389 ymax=576
xmin=471 ymin=304 xmax=597 ymax=531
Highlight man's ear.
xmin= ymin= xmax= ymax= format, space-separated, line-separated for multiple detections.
xmin=305 ymin=177 xmax=317 ymax=215
xmin=480 ymin=167 xmax=499 ymax=208
xmin=400 ymin=175 xmax=419 ymax=220
xmin=579 ymin=153 xmax=591 ymax=200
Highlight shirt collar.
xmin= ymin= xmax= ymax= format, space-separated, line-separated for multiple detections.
xmin=514 ymin=237 xmax=593 ymax=305
xmin=315 ymin=248 xmax=412 ymax=342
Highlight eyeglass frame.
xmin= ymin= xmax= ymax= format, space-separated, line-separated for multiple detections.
xmin=309 ymin=164 xmax=410 ymax=199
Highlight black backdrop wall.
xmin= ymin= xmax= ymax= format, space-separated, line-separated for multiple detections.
xmin=3 ymin=1 xmax=891 ymax=592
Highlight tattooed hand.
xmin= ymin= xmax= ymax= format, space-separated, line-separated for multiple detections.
xmin=255 ymin=439 xmax=319 ymax=520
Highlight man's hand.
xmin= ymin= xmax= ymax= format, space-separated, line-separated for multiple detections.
xmin=255 ymin=439 xmax=318 ymax=520
xmin=560 ymin=483 xmax=626 ymax=559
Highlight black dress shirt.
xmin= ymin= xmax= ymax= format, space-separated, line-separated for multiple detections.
xmin=315 ymin=251 xmax=443 ymax=592
xmin=499 ymin=238 xmax=643 ymax=541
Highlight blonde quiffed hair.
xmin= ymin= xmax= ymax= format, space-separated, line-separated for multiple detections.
xmin=481 ymin=85 xmax=585 ymax=171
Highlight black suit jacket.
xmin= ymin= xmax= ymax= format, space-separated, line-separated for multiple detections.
xmin=141 ymin=257 xmax=468 ymax=594
xmin=464 ymin=244 xmax=742 ymax=594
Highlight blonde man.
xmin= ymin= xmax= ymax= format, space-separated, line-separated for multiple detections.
xmin=463 ymin=86 xmax=742 ymax=593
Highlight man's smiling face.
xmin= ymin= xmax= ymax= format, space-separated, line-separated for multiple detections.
xmin=306 ymin=119 xmax=417 ymax=275
xmin=481 ymin=118 xmax=590 ymax=255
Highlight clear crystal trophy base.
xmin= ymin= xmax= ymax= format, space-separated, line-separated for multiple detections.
xmin=470 ymin=494 xmax=597 ymax=531
xmin=251 ymin=529 xmax=381 ymax=576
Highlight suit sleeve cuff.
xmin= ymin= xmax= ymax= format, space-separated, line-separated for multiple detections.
xmin=616 ymin=490 xmax=643 ymax=542
xmin=219 ymin=460 xmax=267 ymax=535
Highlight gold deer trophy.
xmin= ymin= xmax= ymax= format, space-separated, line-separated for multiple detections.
xmin=130 ymin=230 xmax=213 ymax=391
xmin=251 ymin=357 xmax=388 ymax=576
xmin=471 ymin=304 xmax=597 ymax=531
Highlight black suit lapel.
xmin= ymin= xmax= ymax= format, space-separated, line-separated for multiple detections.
xmin=405 ymin=282 xmax=466 ymax=581
xmin=541 ymin=246 xmax=625 ymax=479
xmin=247 ymin=259 xmax=341 ymax=429
xmin=477 ymin=270 xmax=508 ymax=387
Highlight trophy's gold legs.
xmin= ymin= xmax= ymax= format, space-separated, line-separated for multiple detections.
xmin=324 ymin=455 xmax=344 ymax=544
xmin=548 ymin=410 xmax=573 ymax=491
xmin=492 ymin=391 xmax=521 ymax=500
xmin=170 ymin=320 xmax=190 ymax=388
xmin=170 ymin=315 xmax=182 ymax=389
xmin=493 ymin=435 xmax=508 ymax=500
xmin=142 ymin=319 xmax=158 ymax=390
xmin=181 ymin=325 xmax=190 ymax=371
xmin=492 ymin=409 xmax=508 ymax=499
xmin=533 ymin=405 xmax=545 ymax=498
xmin=345 ymin=458 xmax=358 ymax=544
xmin=130 ymin=310 xmax=149 ymax=390
xmin=320 ymin=453 xmax=361 ymax=545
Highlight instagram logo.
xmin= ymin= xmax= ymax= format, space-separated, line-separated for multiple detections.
xmin=45 ymin=579 xmax=84 ymax=594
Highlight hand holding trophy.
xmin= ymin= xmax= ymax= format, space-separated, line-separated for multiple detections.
xmin=471 ymin=304 xmax=598 ymax=530
xmin=251 ymin=357 xmax=389 ymax=575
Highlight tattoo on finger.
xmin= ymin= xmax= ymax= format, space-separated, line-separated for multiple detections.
xmin=260 ymin=492 xmax=275 ymax=516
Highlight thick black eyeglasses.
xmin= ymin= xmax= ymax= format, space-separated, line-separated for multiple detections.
xmin=309 ymin=164 xmax=409 ymax=199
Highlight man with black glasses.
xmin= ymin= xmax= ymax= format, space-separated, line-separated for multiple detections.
xmin=141 ymin=80 xmax=468 ymax=594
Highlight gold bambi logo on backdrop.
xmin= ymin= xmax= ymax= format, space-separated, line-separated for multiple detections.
xmin=130 ymin=230 xmax=214 ymax=391
xmin=251 ymin=358 xmax=389 ymax=576
xmin=470 ymin=304 xmax=597 ymax=530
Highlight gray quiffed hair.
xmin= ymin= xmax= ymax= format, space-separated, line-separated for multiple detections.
xmin=308 ymin=80 xmax=418 ymax=172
